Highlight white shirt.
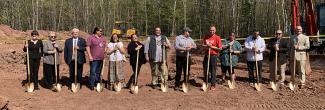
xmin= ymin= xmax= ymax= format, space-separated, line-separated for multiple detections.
xmin=244 ymin=35 xmax=266 ymax=61
xmin=107 ymin=42 xmax=124 ymax=61
xmin=73 ymin=38 xmax=78 ymax=47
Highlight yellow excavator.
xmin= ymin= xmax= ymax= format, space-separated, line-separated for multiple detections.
xmin=111 ymin=21 xmax=136 ymax=38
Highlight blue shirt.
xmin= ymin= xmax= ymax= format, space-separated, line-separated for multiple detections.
xmin=174 ymin=35 xmax=197 ymax=56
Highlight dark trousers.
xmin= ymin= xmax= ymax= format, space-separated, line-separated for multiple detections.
xmin=126 ymin=64 xmax=142 ymax=87
xmin=221 ymin=65 xmax=235 ymax=76
xmin=26 ymin=58 xmax=40 ymax=88
xmin=247 ymin=61 xmax=263 ymax=83
xmin=43 ymin=63 xmax=60 ymax=88
xmin=89 ymin=60 xmax=103 ymax=87
xmin=69 ymin=61 xmax=83 ymax=85
xmin=175 ymin=56 xmax=191 ymax=87
xmin=203 ymin=55 xmax=218 ymax=85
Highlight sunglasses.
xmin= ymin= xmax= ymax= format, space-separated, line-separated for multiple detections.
xmin=276 ymin=33 xmax=282 ymax=34
xmin=49 ymin=36 xmax=56 ymax=38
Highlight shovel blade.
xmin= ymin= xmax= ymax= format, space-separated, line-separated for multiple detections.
xmin=96 ymin=83 xmax=104 ymax=92
xmin=270 ymin=82 xmax=278 ymax=91
xmin=114 ymin=82 xmax=122 ymax=92
xmin=54 ymin=83 xmax=62 ymax=92
xmin=227 ymin=80 xmax=235 ymax=89
xmin=201 ymin=82 xmax=208 ymax=92
xmin=130 ymin=85 xmax=139 ymax=94
xmin=254 ymin=83 xmax=262 ymax=91
xmin=182 ymin=83 xmax=189 ymax=93
xmin=289 ymin=82 xmax=295 ymax=91
xmin=161 ymin=84 xmax=168 ymax=92
xmin=26 ymin=83 xmax=34 ymax=93
xmin=71 ymin=83 xmax=80 ymax=93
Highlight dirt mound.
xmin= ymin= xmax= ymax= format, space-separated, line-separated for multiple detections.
xmin=0 ymin=25 xmax=27 ymax=38
xmin=0 ymin=24 xmax=90 ymax=40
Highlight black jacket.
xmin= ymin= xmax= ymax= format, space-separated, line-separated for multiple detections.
xmin=127 ymin=41 xmax=147 ymax=66
xmin=23 ymin=40 xmax=43 ymax=59
xmin=64 ymin=37 xmax=87 ymax=64
xmin=267 ymin=38 xmax=289 ymax=64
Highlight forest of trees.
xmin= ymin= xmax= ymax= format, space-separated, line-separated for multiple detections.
xmin=0 ymin=0 xmax=325 ymax=39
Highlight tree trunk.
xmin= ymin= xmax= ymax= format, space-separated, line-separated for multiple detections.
xmin=171 ymin=0 xmax=177 ymax=36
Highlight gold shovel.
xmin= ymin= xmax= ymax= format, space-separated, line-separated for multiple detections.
xmin=130 ymin=49 xmax=140 ymax=94
xmin=182 ymin=50 xmax=190 ymax=93
xmin=161 ymin=45 xmax=168 ymax=92
xmin=53 ymin=50 xmax=62 ymax=92
xmin=202 ymin=48 xmax=211 ymax=92
xmin=270 ymin=49 xmax=279 ymax=91
xmin=227 ymin=45 xmax=236 ymax=89
xmin=25 ymin=40 xmax=34 ymax=93
xmin=254 ymin=51 xmax=262 ymax=92
xmin=96 ymin=58 xmax=105 ymax=92
xmin=71 ymin=48 xmax=80 ymax=93
xmin=113 ymin=52 xmax=122 ymax=92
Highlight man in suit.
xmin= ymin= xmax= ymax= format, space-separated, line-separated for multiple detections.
xmin=290 ymin=26 xmax=310 ymax=88
xmin=64 ymin=28 xmax=87 ymax=89
xmin=267 ymin=30 xmax=289 ymax=85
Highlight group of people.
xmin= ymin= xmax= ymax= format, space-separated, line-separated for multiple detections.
xmin=24 ymin=25 xmax=309 ymax=92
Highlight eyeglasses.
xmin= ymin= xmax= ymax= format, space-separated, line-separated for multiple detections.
xmin=49 ymin=36 xmax=56 ymax=38
xmin=276 ymin=33 xmax=282 ymax=34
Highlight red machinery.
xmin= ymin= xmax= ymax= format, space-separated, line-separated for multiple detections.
xmin=291 ymin=0 xmax=318 ymax=36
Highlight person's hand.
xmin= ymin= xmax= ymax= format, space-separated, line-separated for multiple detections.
xmin=89 ymin=56 xmax=93 ymax=61
xmin=222 ymin=45 xmax=229 ymax=49
xmin=163 ymin=42 xmax=169 ymax=47
xmin=136 ymin=45 xmax=142 ymax=50
xmin=74 ymin=46 xmax=79 ymax=50
xmin=25 ymin=44 xmax=28 ymax=48
xmin=54 ymin=44 xmax=59 ymax=48
xmin=229 ymin=49 xmax=234 ymax=53
xmin=275 ymin=44 xmax=279 ymax=51
xmin=294 ymin=45 xmax=299 ymax=49
xmin=252 ymin=46 xmax=258 ymax=52
xmin=207 ymin=43 xmax=213 ymax=48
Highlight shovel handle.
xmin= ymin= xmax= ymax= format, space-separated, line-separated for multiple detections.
xmin=206 ymin=48 xmax=211 ymax=84
xmin=135 ymin=49 xmax=140 ymax=85
xmin=185 ymin=50 xmax=189 ymax=84
xmin=74 ymin=49 xmax=78 ymax=83
xmin=26 ymin=40 xmax=31 ymax=83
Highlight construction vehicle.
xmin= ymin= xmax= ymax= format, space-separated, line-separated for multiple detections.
xmin=111 ymin=21 xmax=137 ymax=38
xmin=291 ymin=0 xmax=325 ymax=54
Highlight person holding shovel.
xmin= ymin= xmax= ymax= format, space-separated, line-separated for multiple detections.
xmin=43 ymin=32 xmax=63 ymax=91
xmin=126 ymin=34 xmax=147 ymax=89
xmin=290 ymin=26 xmax=310 ymax=89
xmin=86 ymin=27 xmax=107 ymax=91
xmin=267 ymin=30 xmax=289 ymax=87
xmin=23 ymin=30 xmax=43 ymax=90
xmin=106 ymin=33 xmax=126 ymax=90
xmin=202 ymin=26 xmax=222 ymax=91
xmin=244 ymin=29 xmax=266 ymax=86
xmin=64 ymin=28 xmax=87 ymax=90
xmin=219 ymin=32 xmax=242 ymax=85
xmin=174 ymin=27 xmax=197 ymax=91
xmin=144 ymin=27 xmax=171 ymax=89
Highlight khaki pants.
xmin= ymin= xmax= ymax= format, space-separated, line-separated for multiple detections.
xmin=150 ymin=62 xmax=168 ymax=85
xmin=290 ymin=59 xmax=306 ymax=84
xmin=269 ymin=60 xmax=286 ymax=83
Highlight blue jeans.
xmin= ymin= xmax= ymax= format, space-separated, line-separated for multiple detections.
xmin=89 ymin=60 xmax=103 ymax=87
